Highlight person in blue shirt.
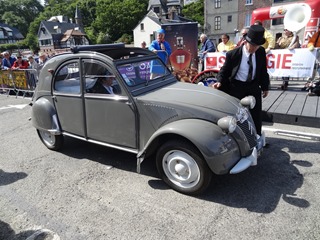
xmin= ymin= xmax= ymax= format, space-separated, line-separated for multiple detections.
xmin=149 ymin=29 xmax=172 ymax=65
xmin=199 ymin=34 xmax=216 ymax=71
xmin=1 ymin=51 xmax=16 ymax=70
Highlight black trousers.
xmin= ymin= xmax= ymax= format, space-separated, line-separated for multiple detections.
xmin=229 ymin=80 xmax=263 ymax=135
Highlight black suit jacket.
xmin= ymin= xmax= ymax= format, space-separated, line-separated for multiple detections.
xmin=88 ymin=80 xmax=119 ymax=94
xmin=217 ymin=46 xmax=270 ymax=93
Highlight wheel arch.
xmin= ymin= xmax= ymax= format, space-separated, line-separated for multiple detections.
xmin=140 ymin=119 xmax=226 ymax=162
xmin=31 ymin=97 xmax=61 ymax=134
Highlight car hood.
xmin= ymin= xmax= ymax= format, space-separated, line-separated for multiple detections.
xmin=136 ymin=82 xmax=243 ymax=125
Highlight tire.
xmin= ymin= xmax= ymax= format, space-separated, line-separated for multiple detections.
xmin=156 ymin=139 xmax=212 ymax=195
xmin=37 ymin=129 xmax=64 ymax=151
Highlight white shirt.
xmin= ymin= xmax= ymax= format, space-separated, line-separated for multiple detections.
xmin=103 ymin=85 xmax=113 ymax=94
xmin=235 ymin=45 xmax=256 ymax=82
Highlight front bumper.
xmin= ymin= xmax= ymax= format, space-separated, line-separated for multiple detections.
xmin=229 ymin=132 xmax=265 ymax=174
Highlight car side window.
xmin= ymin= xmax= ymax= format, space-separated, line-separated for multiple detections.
xmin=83 ymin=61 xmax=122 ymax=95
xmin=54 ymin=62 xmax=80 ymax=94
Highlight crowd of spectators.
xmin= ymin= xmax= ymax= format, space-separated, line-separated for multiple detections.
xmin=0 ymin=50 xmax=49 ymax=94
xmin=1 ymin=50 xmax=48 ymax=75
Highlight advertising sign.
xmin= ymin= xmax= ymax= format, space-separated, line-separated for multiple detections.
xmin=204 ymin=48 xmax=318 ymax=78
xmin=266 ymin=48 xmax=317 ymax=77
xmin=161 ymin=22 xmax=199 ymax=82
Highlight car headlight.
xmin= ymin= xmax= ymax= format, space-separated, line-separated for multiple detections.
xmin=240 ymin=96 xmax=256 ymax=109
xmin=217 ymin=116 xmax=237 ymax=133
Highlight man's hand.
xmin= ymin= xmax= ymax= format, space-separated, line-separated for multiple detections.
xmin=262 ymin=90 xmax=269 ymax=98
xmin=308 ymin=45 xmax=315 ymax=51
xmin=212 ymin=82 xmax=221 ymax=89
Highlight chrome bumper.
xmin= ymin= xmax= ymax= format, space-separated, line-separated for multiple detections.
xmin=229 ymin=131 xmax=265 ymax=174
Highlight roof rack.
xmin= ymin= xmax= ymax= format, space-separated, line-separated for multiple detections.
xmin=71 ymin=43 xmax=125 ymax=53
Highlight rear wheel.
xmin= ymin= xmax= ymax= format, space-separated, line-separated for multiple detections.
xmin=37 ymin=129 xmax=64 ymax=150
xmin=156 ymin=139 xmax=212 ymax=195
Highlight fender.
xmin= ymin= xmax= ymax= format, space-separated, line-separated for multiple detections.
xmin=138 ymin=119 xmax=241 ymax=174
xmin=31 ymin=97 xmax=61 ymax=134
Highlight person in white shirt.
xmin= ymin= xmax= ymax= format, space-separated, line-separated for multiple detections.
xmin=28 ymin=55 xmax=39 ymax=71
xmin=90 ymin=75 xmax=118 ymax=94
xmin=101 ymin=76 xmax=115 ymax=94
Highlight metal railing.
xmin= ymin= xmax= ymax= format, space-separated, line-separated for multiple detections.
xmin=0 ymin=69 xmax=38 ymax=97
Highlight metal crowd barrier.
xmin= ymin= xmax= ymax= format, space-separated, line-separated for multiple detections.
xmin=0 ymin=69 xmax=38 ymax=97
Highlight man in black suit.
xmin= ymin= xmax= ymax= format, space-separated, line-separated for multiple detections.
xmin=90 ymin=75 xmax=119 ymax=94
xmin=213 ymin=25 xmax=270 ymax=136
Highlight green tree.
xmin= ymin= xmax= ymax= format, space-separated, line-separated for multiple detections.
xmin=94 ymin=0 xmax=148 ymax=42
xmin=24 ymin=33 xmax=39 ymax=51
xmin=19 ymin=0 xmax=149 ymax=47
xmin=0 ymin=0 xmax=44 ymax=37
xmin=182 ymin=0 xmax=204 ymax=26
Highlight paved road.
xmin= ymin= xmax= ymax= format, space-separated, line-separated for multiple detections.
xmin=1 ymin=95 xmax=320 ymax=240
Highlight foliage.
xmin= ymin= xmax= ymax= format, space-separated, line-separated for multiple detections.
xmin=117 ymin=34 xmax=133 ymax=44
xmin=23 ymin=33 xmax=39 ymax=51
xmin=83 ymin=27 xmax=97 ymax=44
xmin=25 ymin=0 xmax=149 ymax=45
xmin=0 ymin=42 xmax=28 ymax=52
xmin=0 ymin=0 xmax=44 ymax=37
xmin=182 ymin=0 xmax=204 ymax=26
xmin=96 ymin=31 xmax=110 ymax=44
xmin=1 ymin=0 xmax=152 ymax=49
xmin=93 ymin=0 xmax=148 ymax=42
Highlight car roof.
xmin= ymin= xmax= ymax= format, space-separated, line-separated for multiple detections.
xmin=70 ymin=43 xmax=155 ymax=60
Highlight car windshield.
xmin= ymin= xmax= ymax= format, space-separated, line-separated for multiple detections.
xmin=116 ymin=59 xmax=171 ymax=87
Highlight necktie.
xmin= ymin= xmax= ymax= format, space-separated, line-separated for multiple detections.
xmin=107 ymin=86 xmax=113 ymax=94
xmin=247 ymin=54 xmax=253 ymax=82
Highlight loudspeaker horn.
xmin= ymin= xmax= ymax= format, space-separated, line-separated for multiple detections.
xmin=284 ymin=3 xmax=312 ymax=32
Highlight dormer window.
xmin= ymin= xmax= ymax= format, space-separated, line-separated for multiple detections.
xmin=154 ymin=7 xmax=160 ymax=13
xmin=54 ymin=26 xmax=61 ymax=33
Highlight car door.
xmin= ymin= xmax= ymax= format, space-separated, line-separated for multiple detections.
xmin=53 ymin=60 xmax=86 ymax=137
xmin=83 ymin=59 xmax=137 ymax=149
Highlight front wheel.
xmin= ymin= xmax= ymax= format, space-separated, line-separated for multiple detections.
xmin=156 ymin=139 xmax=212 ymax=195
xmin=37 ymin=129 xmax=64 ymax=151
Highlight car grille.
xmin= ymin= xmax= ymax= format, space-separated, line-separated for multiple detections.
xmin=237 ymin=120 xmax=257 ymax=149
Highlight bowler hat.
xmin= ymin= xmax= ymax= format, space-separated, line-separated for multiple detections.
xmin=244 ymin=25 xmax=266 ymax=46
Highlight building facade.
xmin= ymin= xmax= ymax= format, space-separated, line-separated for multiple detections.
xmin=134 ymin=0 xmax=195 ymax=47
xmin=205 ymin=0 xmax=273 ymax=45
xmin=37 ymin=7 xmax=89 ymax=55
xmin=0 ymin=23 xmax=24 ymax=44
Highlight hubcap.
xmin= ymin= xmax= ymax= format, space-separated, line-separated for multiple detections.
xmin=39 ymin=130 xmax=55 ymax=146
xmin=163 ymin=150 xmax=200 ymax=189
